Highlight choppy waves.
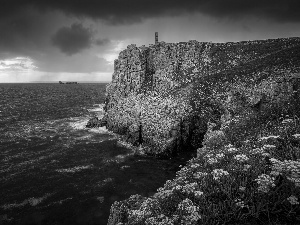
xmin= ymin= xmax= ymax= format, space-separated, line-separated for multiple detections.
xmin=55 ymin=165 xmax=94 ymax=173
xmin=1 ymin=193 xmax=53 ymax=210
xmin=0 ymin=84 xmax=194 ymax=225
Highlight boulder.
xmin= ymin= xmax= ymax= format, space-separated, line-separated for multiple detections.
xmin=86 ymin=117 xmax=100 ymax=128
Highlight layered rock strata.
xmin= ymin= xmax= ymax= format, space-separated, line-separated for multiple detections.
xmin=104 ymin=38 xmax=300 ymax=156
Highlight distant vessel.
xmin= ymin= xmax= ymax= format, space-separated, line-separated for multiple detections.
xmin=59 ymin=81 xmax=78 ymax=84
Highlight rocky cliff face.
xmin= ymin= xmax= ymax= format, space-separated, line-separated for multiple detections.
xmin=104 ymin=38 xmax=300 ymax=156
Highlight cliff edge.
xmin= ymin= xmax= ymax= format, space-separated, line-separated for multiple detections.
xmin=104 ymin=37 xmax=300 ymax=156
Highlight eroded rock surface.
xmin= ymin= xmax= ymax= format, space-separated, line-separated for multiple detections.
xmin=104 ymin=38 xmax=300 ymax=157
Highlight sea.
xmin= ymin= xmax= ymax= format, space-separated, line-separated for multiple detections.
xmin=0 ymin=83 xmax=194 ymax=225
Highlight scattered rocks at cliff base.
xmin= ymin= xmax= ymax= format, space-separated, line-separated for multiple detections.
xmin=86 ymin=116 xmax=107 ymax=128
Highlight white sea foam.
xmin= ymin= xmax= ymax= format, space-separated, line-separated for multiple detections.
xmin=68 ymin=117 xmax=89 ymax=130
xmin=96 ymin=178 xmax=114 ymax=187
xmin=88 ymin=126 xmax=113 ymax=134
xmin=55 ymin=165 xmax=93 ymax=173
xmin=1 ymin=193 xmax=52 ymax=209
xmin=69 ymin=118 xmax=113 ymax=134
xmin=74 ymin=134 xmax=92 ymax=140
xmin=117 ymin=140 xmax=134 ymax=149
xmin=259 ymin=135 xmax=280 ymax=140
xmin=87 ymin=104 xmax=105 ymax=113
xmin=43 ymin=197 xmax=73 ymax=207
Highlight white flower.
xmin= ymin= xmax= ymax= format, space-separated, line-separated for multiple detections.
xmin=255 ymin=174 xmax=276 ymax=193
xmin=243 ymin=164 xmax=251 ymax=171
xmin=194 ymin=191 xmax=204 ymax=198
xmin=225 ymin=144 xmax=234 ymax=148
xmin=235 ymin=198 xmax=248 ymax=208
xmin=270 ymin=171 xmax=280 ymax=177
xmin=216 ymin=153 xmax=225 ymax=159
xmin=270 ymin=158 xmax=280 ymax=164
xmin=191 ymin=163 xmax=200 ymax=169
xmin=207 ymin=158 xmax=218 ymax=165
xmin=287 ymin=195 xmax=299 ymax=205
xmin=261 ymin=152 xmax=271 ymax=157
xmin=292 ymin=134 xmax=300 ymax=139
xmin=182 ymin=182 xmax=198 ymax=194
xmin=227 ymin=147 xmax=238 ymax=153
xmin=259 ymin=135 xmax=280 ymax=140
xmin=234 ymin=154 xmax=249 ymax=162
xmin=287 ymin=177 xmax=300 ymax=187
xmin=249 ymin=148 xmax=265 ymax=155
xmin=211 ymin=169 xmax=229 ymax=180
xmin=177 ymin=199 xmax=201 ymax=220
xmin=263 ymin=144 xmax=276 ymax=149
xmin=239 ymin=186 xmax=246 ymax=192
xmin=282 ymin=119 xmax=293 ymax=124
xmin=193 ymin=172 xmax=208 ymax=179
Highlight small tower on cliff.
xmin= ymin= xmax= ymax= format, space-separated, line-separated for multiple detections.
xmin=155 ymin=32 xmax=158 ymax=44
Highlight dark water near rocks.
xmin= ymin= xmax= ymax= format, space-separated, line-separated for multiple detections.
xmin=0 ymin=83 xmax=194 ymax=225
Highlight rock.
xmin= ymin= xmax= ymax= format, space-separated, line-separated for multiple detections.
xmin=86 ymin=117 xmax=107 ymax=128
xmin=104 ymin=37 xmax=300 ymax=156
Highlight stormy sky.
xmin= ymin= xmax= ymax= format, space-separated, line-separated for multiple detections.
xmin=0 ymin=0 xmax=300 ymax=83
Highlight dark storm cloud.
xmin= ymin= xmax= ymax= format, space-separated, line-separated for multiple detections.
xmin=1 ymin=0 xmax=300 ymax=24
xmin=0 ymin=7 xmax=56 ymax=56
xmin=51 ymin=23 xmax=93 ymax=55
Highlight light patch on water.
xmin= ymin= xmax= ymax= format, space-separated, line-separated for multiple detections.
xmin=74 ymin=134 xmax=92 ymax=140
xmin=95 ymin=178 xmax=114 ymax=188
xmin=88 ymin=126 xmax=113 ymax=134
xmin=3 ymin=152 xmax=27 ymax=162
xmin=68 ymin=116 xmax=112 ymax=134
xmin=102 ymin=151 xmax=135 ymax=164
xmin=68 ymin=117 xmax=90 ymax=130
xmin=1 ymin=193 xmax=52 ymax=209
xmin=68 ymin=115 xmax=114 ymax=136
xmin=17 ymin=156 xmax=48 ymax=167
xmin=43 ymin=197 xmax=73 ymax=208
xmin=87 ymin=104 xmax=105 ymax=113
xmin=120 ymin=165 xmax=130 ymax=170
xmin=55 ymin=165 xmax=93 ymax=173
xmin=116 ymin=140 xmax=134 ymax=149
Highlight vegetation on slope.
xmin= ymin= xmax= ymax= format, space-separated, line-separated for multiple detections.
xmin=107 ymin=37 xmax=300 ymax=224
xmin=108 ymin=89 xmax=300 ymax=224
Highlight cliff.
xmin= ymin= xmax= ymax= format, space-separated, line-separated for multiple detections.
xmin=106 ymin=38 xmax=300 ymax=225
xmin=104 ymin=37 xmax=300 ymax=156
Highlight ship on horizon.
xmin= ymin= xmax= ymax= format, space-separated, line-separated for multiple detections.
xmin=59 ymin=81 xmax=78 ymax=84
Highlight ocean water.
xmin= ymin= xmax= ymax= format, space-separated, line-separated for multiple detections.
xmin=0 ymin=83 xmax=194 ymax=225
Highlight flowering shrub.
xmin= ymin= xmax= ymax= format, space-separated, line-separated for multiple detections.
xmin=234 ymin=154 xmax=249 ymax=163
xmin=176 ymin=198 xmax=201 ymax=225
xmin=115 ymin=107 xmax=300 ymax=225
xmin=255 ymin=174 xmax=276 ymax=193
xmin=145 ymin=214 xmax=174 ymax=225
xmin=211 ymin=169 xmax=230 ymax=180
xmin=287 ymin=195 xmax=299 ymax=205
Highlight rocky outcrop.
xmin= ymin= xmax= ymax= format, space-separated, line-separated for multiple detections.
xmin=104 ymin=38 xmax=300 ymax=157
xmin=86 ymin=116 xmax=107 ymax=128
